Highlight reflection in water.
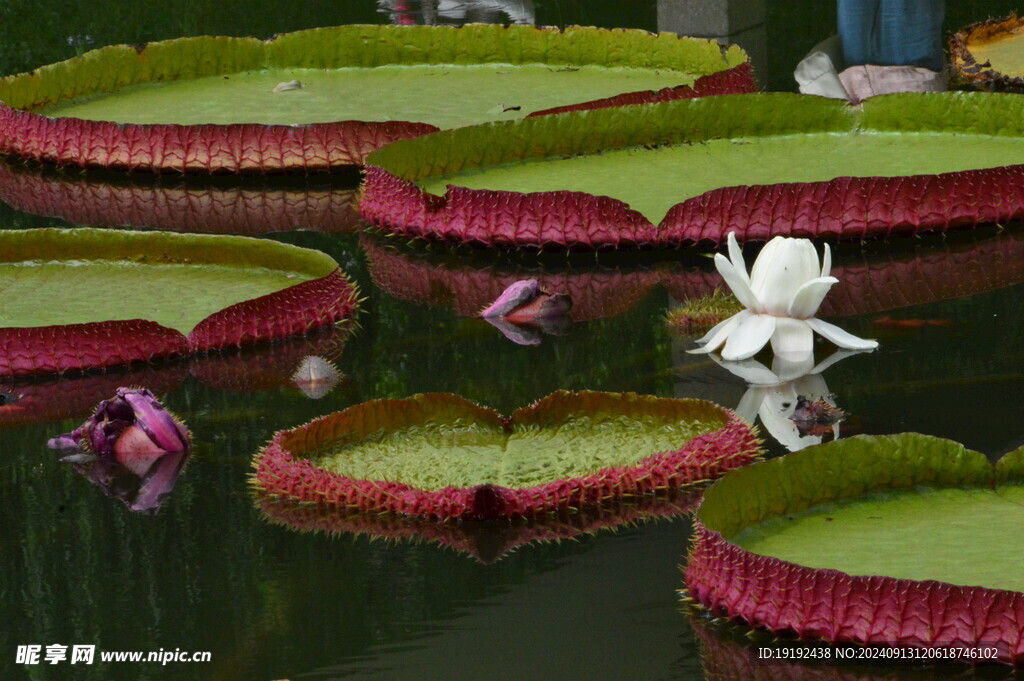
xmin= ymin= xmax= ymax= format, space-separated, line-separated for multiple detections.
xmin=710 ymin=350 xmax=869 ymax=452
xmin=67 ymin=449 xmax=190 ymax=515
xmin=377 ymin=0 xmax=534 ymax=26
xmin=258 ymin=488 xmax=700 ymax=564
xmin=0 ymin=160 xmax=362 ymax=235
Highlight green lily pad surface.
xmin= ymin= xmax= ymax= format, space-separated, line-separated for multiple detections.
xmin=363 ymin=91 xmax=1024 ymax=247
xmin=686 ymin=434 xmax=1024 ymax=663
xmin=316 ymin=395 xmax=723 ymax=491
xmin=255 ymin=391 xmax=761 ymax=520
xmin=420 ymin=132 xmax=1024 ymax=225
xmin=702 ymin=434 xmax=1024 ymax=591
xmin=734 ymin=485 xmax=1024 ymax=591
xmin=0 ymin=229 xmax=328 ymax=334
xmin=41 ymin=64 xmax=699 ymax=129
xmin=410 ymin=94 xmax=1024 ymax=224
xmin=0 ymin=25 xmax=750 ymax=172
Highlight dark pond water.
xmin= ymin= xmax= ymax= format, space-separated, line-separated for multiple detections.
xmin=2 ymin=2 xmax=1024 ymax=680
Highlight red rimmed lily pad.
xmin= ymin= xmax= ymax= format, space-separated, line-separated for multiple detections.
xmin=685 ymin=433 xmax=1024 ymax=666
xmin=363 ymin=92 xmax=1024 ymax=249
xmin=0 ymin=25 xmax=752 ymax=174
xmin=951 ymin=14 xmax=1024 ymax=92
xmin=257 ymin=487 xmax=701 ymax=564
xmin=0 ymin=161 xmax=361 ymax=235
xmin=0 ymin=228 xmax=358 ymax=378
xmin=253 ymin=391 xmax=761 ymax=521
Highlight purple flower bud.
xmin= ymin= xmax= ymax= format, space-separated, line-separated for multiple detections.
xmin=480 ymin=280 xmax=540 ymax=318
xmin=48 ymin=388 xmax=191 ymax=513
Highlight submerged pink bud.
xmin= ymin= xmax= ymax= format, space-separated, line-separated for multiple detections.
xmin=47 ymin=387 xmax=191 ymax=514
xmin=480 ymin=280 xmax=541 ymax=318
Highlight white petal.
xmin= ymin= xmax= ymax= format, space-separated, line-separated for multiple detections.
xmin=787 ymin=276 xmax=838 ymax=319
xmin=687 ymin=310 xmax=749 ymax=354
xmin=735 ymin=387 xmax=765 ymax=423
xmin=821 ymin=242 xmax=832 ymax=279
xmin=727 ymin=232 xmax=750 ymax=285
xmin=711 ymin=354 xmax=780 ymax=384
xmin=749 ymin=238 xmax=821 ymax=315
xmin=770 ymin=318 xmax=815 ymax=357
xmin=807 ymin=317 xmax=879 ymax=350
xmin=721 ymin=313 xmax=776 ymax=361
xmin=810 ymin=348 xmax=868 ymax=374
xmin=714 ymin=253 xmax=759 ymax=310
xmin=758 ymin=385 xmax=818 ymax=452
xmin=768 ymin=347 xmax=816 ymax=381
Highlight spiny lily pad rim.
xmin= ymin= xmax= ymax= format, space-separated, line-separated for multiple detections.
xmin=0 ymin=228 xmax=358 ymax=378
xmin=0 ymin=24 xmax=749 ymax=173
xmin=950 ymin=13 xmax=1024 ymax=92
xmin=686 ymin=433 xmax=1024 ymax=666
xmin=252 ymin=390 xmax=762 ymax=520
xmin=361 ymin=91 xmax=1024 ymax=248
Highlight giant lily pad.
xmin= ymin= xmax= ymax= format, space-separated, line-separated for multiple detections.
xmin=0 ymin=25 xmax=752 ymax=173
xmin=0 ymin=161 xmax=361 ymax=235
xmin=0 ymin=228 xmax=358 ymax=377
xmin=253 ymin=391 xmax=761 ymax=520
xmin=362 ymin=92 xmax=1024 ymax=248
xmin=951 ymin=14 xmax=1024 ymax=92
xmin=685 ymin=433 xmax=1024 ymax=666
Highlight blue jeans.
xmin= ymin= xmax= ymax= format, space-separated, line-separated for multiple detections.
xmin=838 ymin=0 xmax=945 ymax=71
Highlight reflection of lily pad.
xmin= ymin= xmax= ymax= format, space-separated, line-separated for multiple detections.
xmin=0 ymin=25 xmax=752 ymax=173
xmin=364 ymin=93 xmax=1024 ymax=249
xmin=254 ymin=391 xmax=760 ymax=520
xmin=951 ymin=14 xmax=1024 ymax=92
xmin=686 ymin=433 xmax=1024 ymax=666
xmin=0 ymin=229 xmax=357 ymax=377
xmin=0 ymin=161 xmax=362 ymax=235
xmin=0 ymin=324 xmax=351 ymax=427
xmin=361 ymin=233 xmax=670 ymax=321
xmin=258 ymin=488 xmax=701 ymax=564
xmin=665 ymin=227 xmax=1024 ymax=319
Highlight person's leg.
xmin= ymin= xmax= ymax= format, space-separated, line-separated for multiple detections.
xmin=877 ymin=0 xmax=945 ymax=70
xmin=837 ymin=0 xmax=881 ymax=67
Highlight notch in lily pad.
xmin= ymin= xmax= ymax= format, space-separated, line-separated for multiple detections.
xmin=363 ymin=91 xmax=1024 ymax=249
xmin=253 ymin=390 xmax=762 ymax=521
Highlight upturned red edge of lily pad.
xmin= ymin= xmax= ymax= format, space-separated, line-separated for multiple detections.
xmin=252 ymin=391 xmax=762 ymax=521
xmin=0 ymin=229 xmax=359 ymax=379
xmin=0 ymin=271 xmax=357 ymax=378
xmin=362 ymin=161 xmax=1024 ymax=250
xmin=683 ymin=434 xmax=1024 ymax=667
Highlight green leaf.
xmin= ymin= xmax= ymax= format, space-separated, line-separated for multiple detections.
xmin=0 ymin=228 xmax=337 ymax=334
xmin=700 ymin=433 xmax=1024 ymax=591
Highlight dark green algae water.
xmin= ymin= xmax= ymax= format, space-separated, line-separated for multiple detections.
xmin=2 ymin=2 xmax=1024 ymax=680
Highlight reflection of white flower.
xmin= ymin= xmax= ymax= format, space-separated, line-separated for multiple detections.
xmin=715 ymin=350 xmax=862 ymax=452
xmin=690 ymin=233 xmax=878 ymax=361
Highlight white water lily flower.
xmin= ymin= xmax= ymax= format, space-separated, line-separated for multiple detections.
xmin=689 ymin=232 xmax=878 ymax=361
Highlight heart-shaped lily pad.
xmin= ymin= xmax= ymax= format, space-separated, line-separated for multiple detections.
xmin=253 ymin=391 xmax=761 ymax=520
xmin=685 ymin=433 xmax=1024 ymax=666
xmin=0 ymin=228 xmax=358 ymax=377
xmin=363 ymin=92 xmax=1024 ymax=248
xmin=0 ymin=25 xmax=752 ymax=173
xmin=951 ymin=14 xmax=1024 ymax=92
xmin=0 ymin=161 xmax=361 ymax=235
